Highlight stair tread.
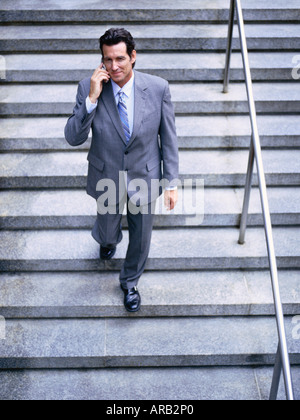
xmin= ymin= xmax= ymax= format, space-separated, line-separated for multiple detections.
xmin=1 ymin=24 xmax=300 ymax=40
xmin=0 ymin=366 xmax=299 ymax=400
xmin=0 ymin=150 xmax=299 ymax=177
xmin=3 ymin=52 xmax=297 ymax=71
xmin=2 ymin=115 xmax=300 ymax=139
xmin=1 ymin=24 xmax=299 ymax=53
xmin=0 ymin=270 xmax=299 ymax=318
xmin=1 ymin=188 xmax=299 ymax=218
xmin=0 ymin=227 xmax=298 ymax=261
xmin=3 ymin=52 xmax=297 ymax=83
xmin=0 ymin=0 xmax=299 ymax=401
xmin=2 ymin=83 xmax=299 ymax=116
xmin=1 ymin=187 xmax=299 ymax=230
xmin=2 ymin=82 xmax=300 ymax=103
xmin=2 ymin=0 xmax=299 ymax=12
xmin=0 ymin=316 xmax=299 ymax=367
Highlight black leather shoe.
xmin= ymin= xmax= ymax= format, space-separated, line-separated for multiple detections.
xmin=100 ymin=246 xmax=116 ymax=261
xmin=121 ymin=285 xmax=141 ymax=312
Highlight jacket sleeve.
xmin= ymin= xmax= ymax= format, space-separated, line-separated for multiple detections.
xmin=159 ymin=82 xmax=179 ymax=189
xmin=64 ymin=79 xmax=96 ymax=147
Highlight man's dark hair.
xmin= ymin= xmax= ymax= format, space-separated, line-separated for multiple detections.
xmin=99 ymin=28 xmax=136 ymax=68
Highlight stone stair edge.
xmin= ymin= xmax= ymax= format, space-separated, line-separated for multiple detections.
xmin=1 ymin=115 xmax=299 ymax=152
xmin=0 ymin=227 xmax=299 ymax=272
xmin=0 ymin=270 xmax=299 ymax=319
xmin=1 ymin=52 xmax=297 ymax=84
xmin=0 ymin=315 xmax=299 ymax=369
xmin=1 ymin=24 xmax=300 ymax=53
xmin=2 ymin=82 xmax=300 ymax=116
xmin=1 ymin=0 xmax=300 ymax=12
xmin=1 ymin=187 xmax=299 ymax=230
xmin=0 ymin=365 xmax=299 ymax=401
xmin=1 ymin=3 xmax=300 ymax=25
xmin=0 ymin=150 xmax=299 ymax=187
xmin=0 ymin=0 xmax=299 ymax=401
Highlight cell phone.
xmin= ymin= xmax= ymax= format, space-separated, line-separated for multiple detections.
xmin=100 ymin=62 xmax=109 ymax=83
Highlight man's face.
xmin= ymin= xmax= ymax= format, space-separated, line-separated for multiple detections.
xmin=102 ymin=42 xmax=136 ymax=88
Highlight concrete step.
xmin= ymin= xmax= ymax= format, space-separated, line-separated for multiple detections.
xmin=0 ymin=227 xmax=299 ymax=272
xmin=0 ymin=366 xmax=299 ymax=400
xmin=2 ymin=52 xmax=297 ymax=83
xmin=1 ymin=115 xmax=299 ymax=151
xmin=0 ymin=315 xmax=299 ymax=368
xmin=0 ymin=150 xmax=299 ymax=189
xmin=0 ymin=270 xmax=299 ymax=318
xmin=0 ymin=188 xmax=299 ymax=230
xmin=1 ymin=24 xmax=299 ymax=53
xmin=1 ymin=0 xmax=299 ymax=402
xmin=2 ymin=83 xmax=300 ymax=116
xmin=1 ymin=0 xmax=300 ymax=23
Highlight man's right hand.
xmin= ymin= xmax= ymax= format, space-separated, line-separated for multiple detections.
xmin=89 ymin=64 xmax=110 ymax=104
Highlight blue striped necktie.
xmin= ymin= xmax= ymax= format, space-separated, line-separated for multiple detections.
xmin=118 ymin=91 xmax=131 ymax=144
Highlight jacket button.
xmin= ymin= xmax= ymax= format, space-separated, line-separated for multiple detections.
xmin=125 ymin=151 xmax=129 ymax=155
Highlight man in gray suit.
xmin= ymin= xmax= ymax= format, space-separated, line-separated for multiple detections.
xmin=65 ymin=28 xmax=179 ymax=312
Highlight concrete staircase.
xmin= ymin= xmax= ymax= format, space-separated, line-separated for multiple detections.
xmin=0 ymin=0 xmax=300 ymax=400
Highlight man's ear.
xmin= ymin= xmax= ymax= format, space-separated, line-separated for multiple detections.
xmin=131 ymin=50 xmax=137 ymax=66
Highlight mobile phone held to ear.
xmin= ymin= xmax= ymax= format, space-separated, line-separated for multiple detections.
xmin=101 ymin=62 xmax=109 ymax=83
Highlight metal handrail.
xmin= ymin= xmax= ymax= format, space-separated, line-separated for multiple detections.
xmin=223 ymin=0 xmax=294 ymax=401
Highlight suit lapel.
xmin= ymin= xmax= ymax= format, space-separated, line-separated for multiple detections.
xmin=128 ymin=71 xmax=148 ymax=147
xmin=100 ymin=80 xmax=127 ymax=146
xmin=100 ymin=71 xmax=148 ymax=147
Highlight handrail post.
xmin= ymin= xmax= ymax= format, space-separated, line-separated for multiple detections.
xmin=224 ymin=0 xmax=295 ymax=400
xmin=223 ymin=0 xmax=235 ymax=94
xmin=270 ymin=344 xmax=282 ymax=400
xmin=238 ymin=140 xmax=255 ymax=244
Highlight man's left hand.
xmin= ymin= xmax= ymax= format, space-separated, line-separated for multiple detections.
xmin=164 ymin=189 xmax=178 ymax=211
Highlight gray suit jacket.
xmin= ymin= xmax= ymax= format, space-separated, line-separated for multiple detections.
xmin=65 ymin=70 xmax=179 ymax=206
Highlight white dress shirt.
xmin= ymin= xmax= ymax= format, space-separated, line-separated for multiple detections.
xmin=86 ymin=73 xmax=134 ymax=138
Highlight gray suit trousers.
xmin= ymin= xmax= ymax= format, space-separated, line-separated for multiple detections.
xmin=92 ymin=198 xmax=155 ymax=289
